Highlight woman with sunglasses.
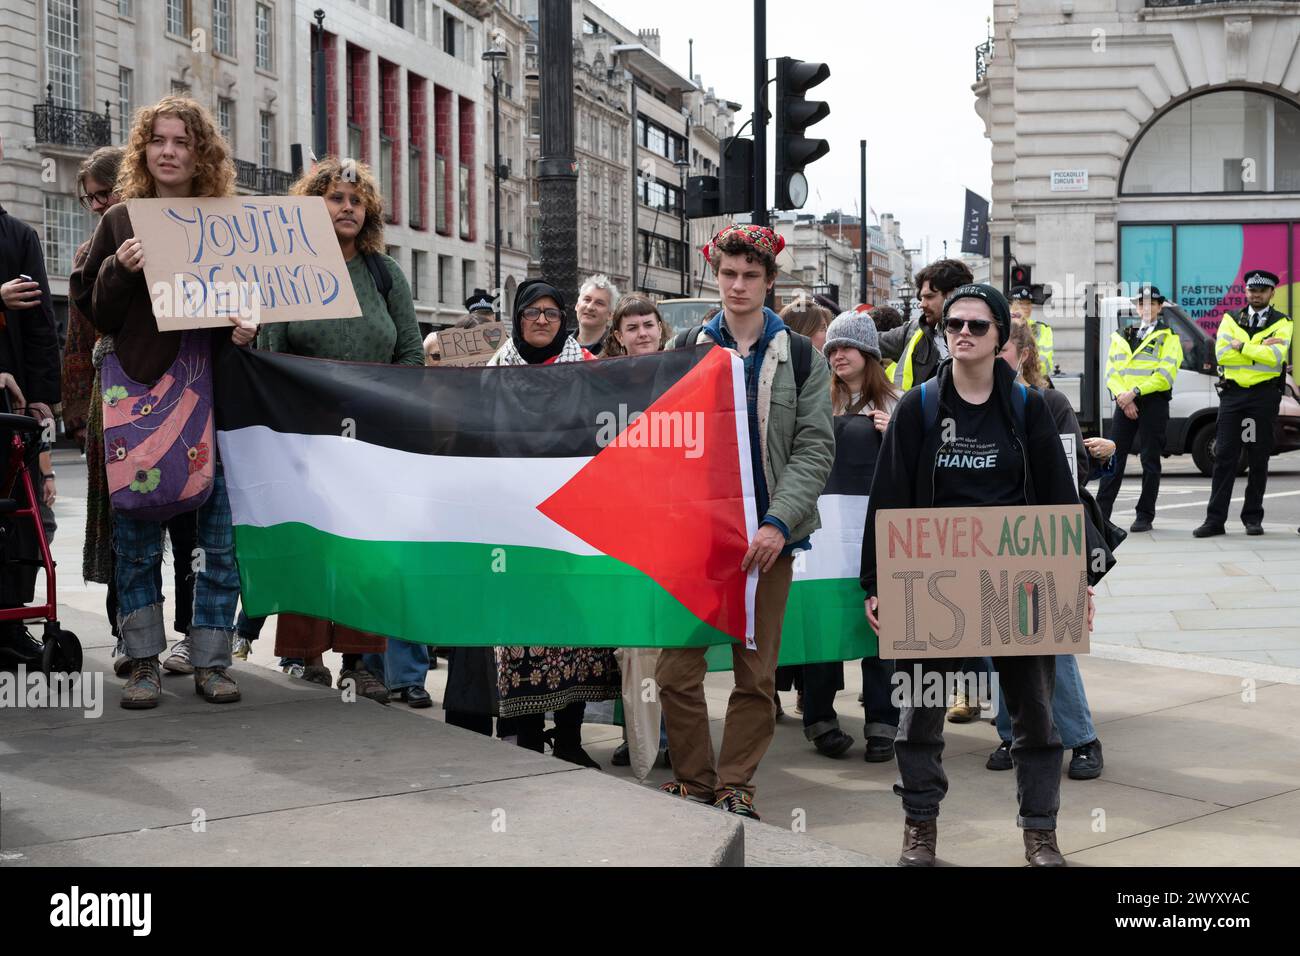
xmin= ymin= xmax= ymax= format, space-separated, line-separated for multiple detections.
xmin=485 ymin=279 xmax=618 ymax=767
xmin=861 ymin=284 xmax=1094 ymax=867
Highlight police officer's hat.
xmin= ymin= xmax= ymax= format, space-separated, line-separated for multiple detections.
xmin=465 ymin=288 xmax=495 ymax=313
xmin=1009 ymin=286 xmax=1034 ymax=303
xmin=1244 ymin=269 xmax=1279 ymax=290
xmin=1131 ymin=284 xmax=1165 ymax=304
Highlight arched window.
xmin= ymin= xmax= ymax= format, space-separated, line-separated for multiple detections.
xmin=1122 ymin=89 xmax=1300 ymax=194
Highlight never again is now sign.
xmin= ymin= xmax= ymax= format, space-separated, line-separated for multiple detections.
xmin=875 ymin=505 xmax=1089 ymax=660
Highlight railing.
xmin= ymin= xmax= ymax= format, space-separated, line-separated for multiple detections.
xmin=975 ymin=37 xmax=995 ymax=82
xmin=1148 ymin=1 xmax=1298 ymax=6
xmin=33 ymin=96 xmax=112 ymax=150
xmin=235 ymin=158 xmax=295 ymax=194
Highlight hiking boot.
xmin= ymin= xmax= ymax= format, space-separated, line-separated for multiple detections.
xmin=1068 ymin=739 xmax=1104 ymax=780
xmin=121 ymin=657 xmax=162 ymax=709
xmin=162 ymin=637 xmax=194 ymax=675
xmin=113 ymin=654 xmax=132 ymax=678
xmin=231 ymin=636 xmax=252 ymax=660
xmin=899 ymin=818 xmax=937 ymax=866
xmin=713 ymin=787 xmax=760 ymax=820
xmin=1024 ymin=828 xmax=1067 ymax=866
xmin=339 ymin=668 xmax=389 ymax=703
xmin=986 ymin=739 xmax=1013 ymax=771
xmin=946 ymin=691 xmax=979 ymax=723
xmin=194 ymin=667 xmax=241 ymax=703
xmin=300 ymin=664 xmax=333 ymax=687
xmin=813 ymin=728 xmax=855 ymax=758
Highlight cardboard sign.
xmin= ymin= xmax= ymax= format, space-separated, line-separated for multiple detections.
xmin=438 ymin=322 xmax=507 ymax=367
xmin=875 ymin=505 xmax=1089 ymax=660
xmin=128 ymin=196 xmax=361 ymax=331
xmin=1061 ymin=433 xmax=1078 ymax=488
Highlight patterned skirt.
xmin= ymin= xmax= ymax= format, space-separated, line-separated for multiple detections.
xmin=495 ymin=646 xmax=620 ymax=719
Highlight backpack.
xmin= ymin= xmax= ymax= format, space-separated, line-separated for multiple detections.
xmin=920 ymin=377 xmax=1026 ymax=434
xmin=672 ymin=324 xmax=814 ymax=392
xmin=363 ymin=252 xmax=394 ymax=310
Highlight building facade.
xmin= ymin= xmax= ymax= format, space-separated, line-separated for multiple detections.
xmin=773 ymin=213 xmax=858 ymax=310
xmin=976 ymin=0 xmax=1300 ymax=371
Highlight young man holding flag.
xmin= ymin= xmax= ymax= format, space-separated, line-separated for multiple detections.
xmin=656 ymin=224 xmax=835 ymax=819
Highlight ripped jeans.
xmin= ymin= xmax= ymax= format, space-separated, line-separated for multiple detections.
xmin=112 ymin=468 xmax=239 ymax=668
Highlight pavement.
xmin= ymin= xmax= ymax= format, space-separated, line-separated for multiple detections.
xmin=1 ymin=447 xmax=1297 ymax=866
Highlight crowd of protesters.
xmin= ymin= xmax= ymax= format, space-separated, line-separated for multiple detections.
xmin=6 ymin=92 xmax=1294 ymax=867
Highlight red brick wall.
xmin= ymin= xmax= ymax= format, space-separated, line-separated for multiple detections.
xmin=322 ymin=32 xmax=338 ymax=159
xmin=458 ymin=96 xmax=475 ymax=242
xmin=346 ymin=43 xmax=369 ymax=164
xmin=380 ymin=59 xmax=400 ymax=224
xmin=435 ymin=85 xmax=452 ymax=237
xmin=408 ymin=74 xmax=427 ymax=230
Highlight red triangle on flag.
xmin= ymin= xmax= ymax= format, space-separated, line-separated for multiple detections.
xmin=537 ymin=347 xmax=755 ymax=641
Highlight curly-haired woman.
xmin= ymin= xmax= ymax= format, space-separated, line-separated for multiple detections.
xmin=71 ymin=96 xmax=257 ymax=708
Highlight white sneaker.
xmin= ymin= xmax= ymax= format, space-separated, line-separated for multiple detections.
xmin=231 ymin=636 xmax=252 ymax=660
xmin=163 ymin=637 xmax=195 ymax=675
xmin=283 ymin=663 xmax=305 ymax=679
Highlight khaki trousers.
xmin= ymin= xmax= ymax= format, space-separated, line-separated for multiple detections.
xmin=656 ymin=555 xmax=794 ymax=800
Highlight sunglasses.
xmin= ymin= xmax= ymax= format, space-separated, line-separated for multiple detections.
xmin=79 ymin=188 xmax=113 ymax=209
xmin=944 ymin=318 xmax=993 ymax=337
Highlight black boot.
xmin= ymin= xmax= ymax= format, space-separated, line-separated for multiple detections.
xmin=548 ymin=702 xmax=601 ymax=770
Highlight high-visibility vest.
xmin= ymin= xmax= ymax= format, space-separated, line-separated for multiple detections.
xmin=1106 ymin=322 xmax=1183 ymax=399
xmin=1031 ymin=320 xmax=1055 ymax=377
xmin=883 ymin=359 xmax=898 ymax=383
xmin=892 ymin=328 xmax=927 ymax=390
xmin=1215 ymin=309 xmax=1293 ymax=388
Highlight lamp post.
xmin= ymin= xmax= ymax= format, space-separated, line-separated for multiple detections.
xmin=897 ymin=282 xmax=915 ymax=323
xmin=312 ymin=9 xmax=326 ymax=161
xmin=482 ymin=46 xmax=508 ymax=318
xmin=675 ymin=157 xmax=690 ymax=297
xmin=538 ymin=0 xmax=579 ymax=326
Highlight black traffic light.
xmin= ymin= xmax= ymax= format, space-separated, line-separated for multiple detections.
xmin=719 ymin=136 xmax=754 ymax=214
xmin=775 ymin=57 xmax=830 ymax=211
xmin=685 ymin=176 xmax=720 ymax=219
xmin=1011 ymin=263 xmax=1032 ymax=287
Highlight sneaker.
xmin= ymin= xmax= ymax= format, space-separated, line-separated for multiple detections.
xmin=946 ymin=691 xmax=979 ymax=723
xmin=121 ymin=656 xmax=162 ymax=709
xmin=282 ymin=662 xmax=306 ymax=679
xmin=713 ymin=786 xmax=760 ymax=820
xmin=986 ymin=739 xmax=1013 ymax=771
xmin=194 ymin=667 xmax=241 ymax=704
xmin=300 ymin=664 xmax=333 ymax=687
xmin=339 ymin=667 xmax=389 ymax=703
xmin=231 ymin=636 xmax=252 ymax=660
xmin=162 ymin=637 xmax=194 ymax=675
xmin=864 ymin=736 xmax=895 ymax=763
xmin=659 ymin=780 xmax=693 ymax=799
xmin=1068 ymin=738 xmax=1104 ymax=780
xmin=611 ymin=741 xmax=631 ymax=766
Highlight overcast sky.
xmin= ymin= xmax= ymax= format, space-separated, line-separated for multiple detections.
xmin=593 ymin=0 xmax=995 ymax=260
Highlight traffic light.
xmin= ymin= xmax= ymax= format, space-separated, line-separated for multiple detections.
xmin=685 ymin=176 xmax=720 ymax=219
xmin=1011 ymin=263 xmax=1032 ymax=287
xmin=719 ymin=136 xmax=754 ymax=214
xmin=774 ymin=57 xmax=830 ymax=211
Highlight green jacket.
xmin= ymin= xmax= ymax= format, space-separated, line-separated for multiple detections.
xmin=679 ymin=316 xmax=835 ymax=543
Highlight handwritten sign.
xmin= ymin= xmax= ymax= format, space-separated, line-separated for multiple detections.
xmin=438 ymin=322 xmax=506 ymax=367
xmin=875 ymin=505 xmax=1089 ymax=660
xmin=128 ymin=196 xmax=361 ymax=331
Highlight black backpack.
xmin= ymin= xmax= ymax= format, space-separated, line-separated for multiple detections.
xmin=363 ymin=252 xmax=394 ymax=311
xmin=672 ymin=324 xmax=815 ymax=392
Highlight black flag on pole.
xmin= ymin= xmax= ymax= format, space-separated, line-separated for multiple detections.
xmin=961 ymin=189 xmax=990 ymax=256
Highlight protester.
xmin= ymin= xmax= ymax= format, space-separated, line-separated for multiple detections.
xmin=575 ymin=274 xmax=618 ymax=356
xmin=878 ymin=259 xmax=974 ymax=391
xmin=1195 ymin=269 xmax=1293 ymax=537
xmin=797 ymin=310 xmax=899 ymax=762
xmin=779 ymin=300 xmax=831 ymax=352
xmin=70 ymin=95 xmax=256 ymax=707
xmin=256 ymin=157 xmax=425 ymax=704
xmin=601 ymin=293 xmax=671 ymax=358
xmin=423 ymin=331 xmax=441 ymax=366
xmin=1096 ymin=285 xmax=1182 ymax=532
xmin=869 ymin=305 xmax=904 ymax=385
xmin=657 ymin=223 xmax=834 ymax=819
xmin=487 ymin=278 xmax=617 ymax=766
xmin=986 ymin=321 xmax=1105 ymax=781
xmin=1009 ymin=286 xmax=1056 ymax=378
xmin=862 ymin=283 xmax=1095 ymax=866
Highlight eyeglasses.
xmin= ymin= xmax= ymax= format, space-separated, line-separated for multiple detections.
xmin=522 ymin=307 xmax=563 ymax=324
xmin=78 ymin=188 xmax=113 ymax=209
xmin=944 ymin=318 xmax=993 ymax=337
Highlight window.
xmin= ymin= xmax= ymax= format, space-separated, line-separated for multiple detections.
xmin=255 ymin=3 xmax=273 ymax=71
xmin=43 ymin=194 xmax=88 ymax=277
xmin=438 ymin=254 xmax=453 ymax=303
xmin=259 ymin=111 xmax=275 ymax=169
xmin=528 ymin=97 xmax=540 ymax=136
xmin=117 ymin=67 xmax=133 ymax=144
xmin=411 ymin=250 xmax=425 ymax=301
xmin=462 ymin=260 xmax=476 ymax=306
xmin=379 ymin=134 xmax=394 ymax=218
xmin=348 ymin=124 xmax=363 ymax=163
xmin=443 ymin=13 xmax=459 ymax=57
xmin=435 ymin=154 xmax=448 ymax=233
xmin=217 ymin=97 xmax=234 ymax=149
xmin=118 ymin=0 xmax=133 ymax=16
xmin=1123 ymin=90 xmax=1300 ymax=195
xmin=165 ymin=0 xmax=188 ymax=38
xmin=45 ymin=0 xmax=80 ymax=110
xmin=640 ymin=231 xmax=684 ymax=272
xmin=213 ymin=0 xmax=233 ymax=56
xmin=389 ymin=0 xmax=404 ymax=28
xmin=409 ymin=145 xmax=424 ymax=227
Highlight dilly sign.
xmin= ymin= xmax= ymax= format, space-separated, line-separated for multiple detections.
xmin=875 ymin=505 xmax=1089 ymax=659
xmin=129 ymin=196 xmax=361 ymax=331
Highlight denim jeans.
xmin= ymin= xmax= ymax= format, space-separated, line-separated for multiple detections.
xmin=363 ymin=638 xmax=429 ymax=691
xmin=801 ymin=658 xmax=900 ymax=741
xmin=894 ymin=655 xmax=1061 ymax=829
xmin=113 ymin=468 xmax=239 ymax=668
xmin=995 ymin=654 xmax=1096 ymax=750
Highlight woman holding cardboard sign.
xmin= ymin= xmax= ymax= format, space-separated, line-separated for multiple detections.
xmin=860 ymin=284 xmax=1095 ymax=867
xmin=71 ymin=96 xmax=258 ymax=709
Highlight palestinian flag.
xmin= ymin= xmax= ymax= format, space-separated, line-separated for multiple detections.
xmin=707 ymin=413 xmax=879 ymax=669
xmin=215 ymin=343 xmax=759 ymax=648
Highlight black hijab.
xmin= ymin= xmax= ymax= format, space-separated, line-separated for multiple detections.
xmin=511 ymin=279 xmax=570 ymax=365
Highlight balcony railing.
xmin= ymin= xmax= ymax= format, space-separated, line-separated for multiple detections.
xmin=235 ymin=158 xmax=296 ymax=194
xmin=34 ymin=90 xmax=111 ymax=150
xmin=975 ymin=37 xmax=995 ymax=82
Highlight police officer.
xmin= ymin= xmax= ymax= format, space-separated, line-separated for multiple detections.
xmin=1097 ymin=285 xmax=1183 ymax=532
xmin=1194 ymin=269 xmax=1294 ymax=537
xmin=1009 ymin=286 xmax=1055 ymax=378
xmin=465 ymin=287 xmax=497 ymax=321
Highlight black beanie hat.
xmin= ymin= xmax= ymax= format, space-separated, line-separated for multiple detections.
xmin=942 ymin=283 xmax=1012 ymax=347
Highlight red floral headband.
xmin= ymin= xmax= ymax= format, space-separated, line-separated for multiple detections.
xmin=701 ymin=223 xmax=786 ymax=264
